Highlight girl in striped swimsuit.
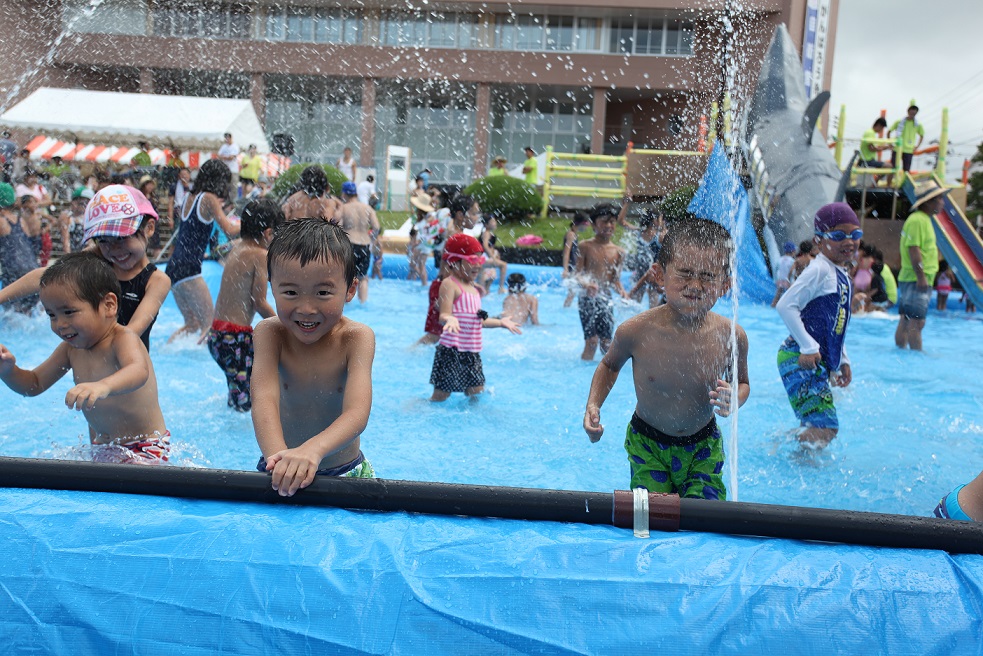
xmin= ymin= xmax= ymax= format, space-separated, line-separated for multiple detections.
xmin=429 ymin=233 xmax=521 ymax=402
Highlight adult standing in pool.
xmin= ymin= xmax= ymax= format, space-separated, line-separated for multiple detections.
xmin=337 ymin=181 xmax=381 ymax=304
xmin=895 ymin=183 xmax=945 ymax=351
xmin=167 ymin=159 xmax=240 ymax=341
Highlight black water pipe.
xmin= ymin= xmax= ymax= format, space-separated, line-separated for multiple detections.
xmin=1 ymin=457 xmax=981 ymax=554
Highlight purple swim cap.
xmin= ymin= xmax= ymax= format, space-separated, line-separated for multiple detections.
xmin=814 ymin=202 xmax=859 ymax=233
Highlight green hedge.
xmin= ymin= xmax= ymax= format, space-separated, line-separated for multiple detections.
xmin=660 ymin=184 xmax=699 ymax=222
xmin=269 ymin=163 xmax=348 ymax=202
xmin=462 ymin=176 xmax=544 ymax=222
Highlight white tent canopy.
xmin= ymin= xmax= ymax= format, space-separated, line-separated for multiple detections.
xmin=0 ymin=87 xmax=269 ymax=153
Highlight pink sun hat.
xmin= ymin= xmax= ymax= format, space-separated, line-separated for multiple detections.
xmin=83 ymin=184 xmax=158 ymax=243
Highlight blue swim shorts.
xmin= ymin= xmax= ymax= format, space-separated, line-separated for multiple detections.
xmin=934 ymin=484 xmax=973 ymax=521
xmin=897 ymin=281 xmax=931 ymax=321
xmin=777 ymin=337 xmax=838 ymax=430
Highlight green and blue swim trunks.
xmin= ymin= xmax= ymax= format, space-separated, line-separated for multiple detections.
xmin=777 ymin=337 xmax=838 ymax=430
xmin=624 ymin=413 xmax=726 ymax=500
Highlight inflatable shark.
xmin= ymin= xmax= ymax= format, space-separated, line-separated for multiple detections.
xmin=740 ymin=24 xmax=851 ymax=272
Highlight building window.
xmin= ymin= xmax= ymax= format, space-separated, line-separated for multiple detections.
xmin=374 ymin=80 xmax=477 ymax=184
xmin=315 ymin=9 xmax=361 ymax=45
xmin=64 ymin=0 xmax=148 ymax=36
xmin=265 ymin=6 xmax=363 ymax=44
xmin=490 ymin=86 xmax=593 ymax=162
xmin=377 ymin=12 xmax=475 ymax=49
xmin=265 ymin=75 xmax=363 ymax=163
xmin=606 ymin=17 xmax=694 ymax=56
xmin=152 ymin=2 xmax=252 ymax=40
xmin=495 ymin=14 xmax=603 ymax=53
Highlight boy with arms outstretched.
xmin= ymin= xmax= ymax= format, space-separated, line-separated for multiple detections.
xmin=0 ymin=252 xmax=168 ymax=462
xmin=584 ymin=220 xmax=749 ymax=500
xmin=205 ymin=198 xmax=282 ymax=412
xmin=251 ymin=218 xmax=375 ymax=497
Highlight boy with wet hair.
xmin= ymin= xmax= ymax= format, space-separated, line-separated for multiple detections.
xmin=574 ymin=203 xmax=628 ymax=360
xmin=251 ymin=218 xmax=375 ymax=497
xmin=205 ymin=198 xmax=283 ymax=412
xmin=0 ymin=251 xmax=168 ymax=462
xmin=584 ymin=219 xmax=750 ymax=500
xmin=502 ymin=272 xmax=539 ymax=326
xmin=776 ymin=202 xmax=859 ymax=449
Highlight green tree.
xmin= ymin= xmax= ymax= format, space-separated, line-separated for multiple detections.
xmin=660 ymin=184 xmax=699 ymax=222
xmin=268 ymin=163 xmax=348 ymax=202
xmin=462 ymin=175 xmax=544 ymax=222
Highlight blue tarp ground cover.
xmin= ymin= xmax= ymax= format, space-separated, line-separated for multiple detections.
xmin=1 ymin=487 xmax=981 ymax=655
xmin=689 ymin=146 xmax=777 ymax=304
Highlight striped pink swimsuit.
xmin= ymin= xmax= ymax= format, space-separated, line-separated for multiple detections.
xmin=438 ymin=277 xmax=483 ymax=352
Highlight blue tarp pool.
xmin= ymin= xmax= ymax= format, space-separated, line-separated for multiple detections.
xmin=2 ymin=256 xmax=982 ymax=653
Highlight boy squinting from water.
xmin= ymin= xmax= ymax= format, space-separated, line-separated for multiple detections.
xmin=584 ymin=219 xmax=749 ymax=500
xmin=0 ymin=252 xmax=168 ymax=462
xmin=251 ymin=218 xmax=375 ymax=497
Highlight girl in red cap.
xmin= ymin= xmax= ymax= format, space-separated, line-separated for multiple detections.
xmin=429 ymin=232 xmax=521 ymax=401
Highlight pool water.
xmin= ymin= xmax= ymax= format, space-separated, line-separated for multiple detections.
xmin=1 ymin=258 xmax=981 ymax=517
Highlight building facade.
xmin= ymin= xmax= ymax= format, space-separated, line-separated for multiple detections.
xmin=1 ymin=0 xmax=838 ymax=185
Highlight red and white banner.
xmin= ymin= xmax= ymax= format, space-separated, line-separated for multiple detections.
xmin=26 ymin=136 xmax=290 ymax=178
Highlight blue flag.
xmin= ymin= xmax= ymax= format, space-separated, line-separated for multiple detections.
xmin=688 ymin=146 xmax=776 ymax=303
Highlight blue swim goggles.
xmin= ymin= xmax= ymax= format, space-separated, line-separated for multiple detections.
xmin=815 ymin=229 xmax=863 ymax=242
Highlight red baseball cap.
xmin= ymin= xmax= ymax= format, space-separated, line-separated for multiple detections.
xmin=442 ymin=233 xmax=486 ymax=265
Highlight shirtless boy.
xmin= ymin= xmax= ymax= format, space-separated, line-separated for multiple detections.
xmin=337 ymin=180 xmax=381 ymax=303
xmin=0 ymin=252 xmax=168 ymax=463
xmin=251 ymin=218 xmax=376 ymax=497
xmin=205 ymin=198 xmax=282 ymax=411
xmin=502 ymin=272 xmax=539 ymax=325
xmin=282 ymin=165 xmax=340 ymax=222
xmin=575 ymin=203 xmax=628 ymax=360
xmin=584 ymin=219 xmax=750 ymax=500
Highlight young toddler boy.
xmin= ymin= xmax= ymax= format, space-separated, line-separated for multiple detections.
xmin=0 ymin=251 xmax=168 ymax=462
xmin=584 ymin=219 xmax=749 ymax=500
xmin=575 ymin=203 xmax=628 ymax=360
xmin=502 ymin=272 xmax=539 ymax=325
xmin=205 ymin=198 xmax=282 ymax=411
xmin=776 ymin=202 xmax=859 ymax=449
xmin=251 ymin=217 xmax=376 ymax=497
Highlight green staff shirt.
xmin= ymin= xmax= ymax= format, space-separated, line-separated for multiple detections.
xmin=523 ymin=156 xmax=538 ymax=185
xmin=889 ymin=118 xmax=924 ymax=154
xmin=898 ymin=210 xmax=939 ymax=283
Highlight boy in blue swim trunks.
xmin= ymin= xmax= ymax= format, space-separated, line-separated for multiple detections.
xmin=776 ymin=202 xmax=859 ymax=449
xmin=251 ymin=218 xmax=376 ymax=497
xmin=584 ymin=219 xmax=749 ymax=500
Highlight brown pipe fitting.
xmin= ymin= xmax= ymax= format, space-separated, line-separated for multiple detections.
xmin=612 ymin=490 xmax=680 ymax=532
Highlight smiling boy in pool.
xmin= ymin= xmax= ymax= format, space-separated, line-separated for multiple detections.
xmin=250 ymin=218 xmax=376 ymax=497
xmin=0 ymin=252 xmax=169 ymax=462
xmin=584 ymin=219 xmax=749 ymax=500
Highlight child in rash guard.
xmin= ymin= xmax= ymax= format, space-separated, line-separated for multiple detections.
xmin=205 ymin=198 xmax=283 ymax=411
xmin=584 ymin=219 xmax=749 ymax=500
xmin=429 ymin=233 xmax=521 ymax=401
xmin=0 ymin=252 xmax=168 ymax=463
xmin=776 ymin=202 xmax=860 ymax=450
xmin=251 ymin=218 xmax=376 ymax=497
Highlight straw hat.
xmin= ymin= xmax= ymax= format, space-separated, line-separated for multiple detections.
xmin=409 ymin=194 xmax=434 ymax=213
xmin=911 ymin=182 xmax=950 ymax=210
